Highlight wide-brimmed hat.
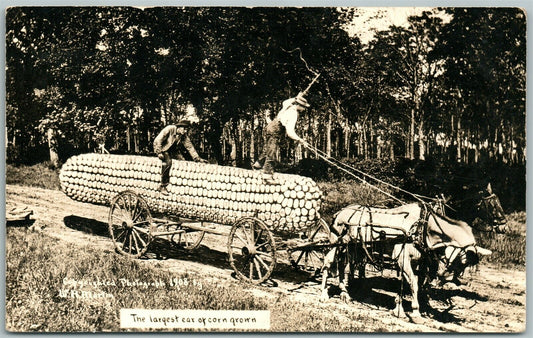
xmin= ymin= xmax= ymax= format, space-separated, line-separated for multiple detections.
xmin=175 ymin=120 xmax=191 ymax=128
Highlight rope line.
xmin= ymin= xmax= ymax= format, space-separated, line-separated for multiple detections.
xmin=303 ymin=142 xmax=434 ymax=205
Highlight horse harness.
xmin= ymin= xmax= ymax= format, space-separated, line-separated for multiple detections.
xmin=335 ymin=205 xmax=426 ymax=271
xmin=335 ymin=202 xmax=470 ymax=275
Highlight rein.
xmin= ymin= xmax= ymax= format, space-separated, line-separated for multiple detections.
xmin=304 ymin=143 xmax=437 ymax=205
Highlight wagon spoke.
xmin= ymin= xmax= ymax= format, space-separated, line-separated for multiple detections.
xmin=256 ymin=241 xmax=270 ymax=251
xmin=121 ymin=230 xmax=129 ymax=247
xmin=114 ymin=208 xmax=129 ymax=225
xmin=131 ymin=229 xmax=140 ymax=253
xmin=254 ymin=229 xmax=264 ymax=245
xmin=249 ymin=261 xmax=254 ymax=279
xmin=240 ymin=225 xmax=252 ymax=243
xmin=128 ymin=194 xmax=135 ymax=214
xmin=256 ymin=251 xmax=273 ymax=261
xmin=122 ymin=194 xmax=130 ymax=213
xmin=309 ymin=250 xmax=322 ymax=262
xmin=115 ymin=228 xmax=127 ymax=242
xmin=253 ymin=258 xmax=263 ymax=280
xmin=250 ymin=221 xmax=256 ymax=243
xmin=126 ymin=193 xmax=134 ymax=214
xmin=132 ymin=220 xmax=151 ymax=227
xmin=116 ymin=195 xmax=126 ymax=211
xmin=234 ymin=232 xmax=249 ymax=246
xmin=131 ymin=199 xmax=141 ymax=222
xmin=294 ymin=251 xmax=305 ymax=264
xmin=112 ymin=214 xmax=128 ymax=225
xmin=132 ymin=229 xmax=148 ymax=248
xmin=112 ymin=204 xmax=124 ymax=218
xmin=255 ymin=255 xmax=270 ymax=270
xmin=121 ymin=195 xmax=131 ymax=215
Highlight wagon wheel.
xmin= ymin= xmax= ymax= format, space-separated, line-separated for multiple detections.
xmin=289 ymin=218 xmax=331 ymax=275
xmin=169 ymin=224 xmax=205 ymax=250
xmin=227 ymin=217 xmax=276 ymax=284
xmin=108 ymin=190 xmax=153 ymax=258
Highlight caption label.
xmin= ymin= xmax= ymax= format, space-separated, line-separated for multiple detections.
xmin=120 ymin=309 xmax=270 ymax=330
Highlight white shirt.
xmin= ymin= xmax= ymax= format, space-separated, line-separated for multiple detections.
xmin=276 ymin=98 xmax=301 ymax=141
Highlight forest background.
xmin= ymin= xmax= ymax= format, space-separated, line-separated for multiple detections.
xmin=5 ymin=7 xmax=526 ymax=211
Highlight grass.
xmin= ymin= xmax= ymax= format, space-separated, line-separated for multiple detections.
xmin=5 ymin=228 xmax=381 ymax=332
xmin=6 ymin=162 xmax=62 ymax=190
xmin=476 ymin=211 xmax=526 ymax=267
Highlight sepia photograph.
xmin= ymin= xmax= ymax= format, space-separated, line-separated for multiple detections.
xmin=4 ymin=6 xmax=527 ymax=332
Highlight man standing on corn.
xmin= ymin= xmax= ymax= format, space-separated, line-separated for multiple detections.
xmin=254 ymin=92 xmax=310 ymax=183
xmin=154 ymin=120 xmax=207 ymax=194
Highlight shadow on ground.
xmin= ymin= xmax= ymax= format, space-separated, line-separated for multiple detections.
xmin=6 ymin=219 xmax=36 ymax=228
xmin=318 ymin=272 xmax=489 ymax=325
xmin=62 ymin=215 xmax=314 ymax=285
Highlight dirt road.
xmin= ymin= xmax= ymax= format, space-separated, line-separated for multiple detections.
xmin=6 ymin=184 xmax=526 ymax=332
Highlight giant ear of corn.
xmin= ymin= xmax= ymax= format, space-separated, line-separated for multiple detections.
xmin=59 ymin=153 xmax=322 ymax=232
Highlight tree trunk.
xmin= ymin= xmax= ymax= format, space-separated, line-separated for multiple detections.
xmin=344 ymin=126 xmax=351 ymax=159
xmin=250 ymin=118 xmax=256 ymax=162
xmin=418 ymin=120 xmax=425 ymax=160
xmin=47 ymin=128 xmax=60 ymax=168
xmin=126 ymin=126 xmax=131 ymax=152
xmin=409 ymin=108 xmax=415 ymax=159
xmin=456 ymin=115 xmax=462 ymax=163
xmin=369 ymin=120 xmax=374 ymax=159
xmin=236 ymin=119 xmax=243 ymax=166
xmin=357 ymin=129 xmax=363 ymax=157
xmin=363 ymin=123 xmax=368 ymax=160
xmin=134 ymin=129 xmax=139 ymax=153
xmin=326 ymin=110 xmax=332 ymax=157
xmin=465 ymin=129 xmax=471 ymax=164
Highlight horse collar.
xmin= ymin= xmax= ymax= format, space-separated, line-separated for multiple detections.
xmin=411 ymin=204 xmax=431 ymax=253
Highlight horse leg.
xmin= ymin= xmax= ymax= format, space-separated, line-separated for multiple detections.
xmin=394 ymin=244 xmax=424 ymax=323
xmin=339 ymin=245 xmax=352 ymax=303
xmin=403 ymin=260 xmax=422 ymax=322
xmin=320 ymin=247 xmax=336 ymax=302
xmin=417 ymin=261 xmax=432 ymax=314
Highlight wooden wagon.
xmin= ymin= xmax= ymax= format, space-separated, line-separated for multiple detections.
xmin=59 ymin=153 xmax=331 ymax=284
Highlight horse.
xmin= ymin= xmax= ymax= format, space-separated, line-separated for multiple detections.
xmin=443 ymin=183 xmax=507 ymax=234
xmin=320 ymin=201 xmax=494 ymax=322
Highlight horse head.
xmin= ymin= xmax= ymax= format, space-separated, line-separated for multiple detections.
xmin=425 ymin=212 xmax=492 ymax=285
xmin=474 ymin=183 xmax=508 ymax=233
xmin=444 ymin=183 xmax=507 ymax=234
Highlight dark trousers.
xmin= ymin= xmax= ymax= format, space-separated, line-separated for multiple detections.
xmin=258 ymin=119 xmax=283 ymax=174
xmin=160 ymin=151 xmax=172 ymax=187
